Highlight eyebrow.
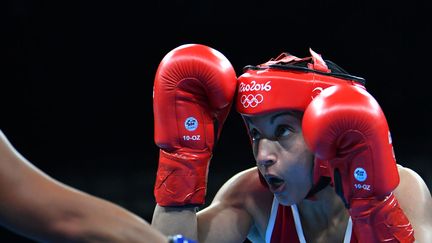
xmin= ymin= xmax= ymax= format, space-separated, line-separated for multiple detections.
xmin=243 ymin=111 xmax=296 ymax=125
xmin=270 ymin=111 xmax=294 ymax=124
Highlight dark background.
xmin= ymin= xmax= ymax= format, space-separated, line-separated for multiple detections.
xmin=3 ymin=0 xmax=431 ymax=242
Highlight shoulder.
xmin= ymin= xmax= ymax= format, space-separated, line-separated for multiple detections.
xmin=213 ymin=167 xmax=273 ymax=207
xmin=195 ymin=168 xmax=273 ymax=242
xmin=211 ymin=167 xmax=273 ymax=226
xmin=394 ymin=164 xmax=432 ymax=242
xmin=395 ymin=164 xmax=431 ymax=203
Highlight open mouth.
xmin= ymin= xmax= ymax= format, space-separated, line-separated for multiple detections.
xmin=265 ymin=175 xmax=286 ymax=193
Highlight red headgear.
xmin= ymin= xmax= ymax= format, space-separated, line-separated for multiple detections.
xmin=236 ymin=48 xmax=365 ymax=115
xmin=236 ymin=48 xmax=366 ymax=199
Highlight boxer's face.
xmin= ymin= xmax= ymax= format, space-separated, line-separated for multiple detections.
xmin=244 ymin=110 xmax=314 ymax=206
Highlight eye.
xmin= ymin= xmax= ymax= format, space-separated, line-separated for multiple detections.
xmin=250 ymin=128 xmax=261 ymax=141
xmin=275 ymin=125 xmax=292 ymax=138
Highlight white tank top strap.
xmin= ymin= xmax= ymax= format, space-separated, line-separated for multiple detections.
xmin=343 ymin=216 xmax=353 ymax=243
xmin=265 ymin=197 xmax=279 ymax=243
xmin=291 ymin=204 xmax=307 ymax=243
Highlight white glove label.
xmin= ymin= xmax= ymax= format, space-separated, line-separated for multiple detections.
xmin=354 ymin=183 xmax=371 ymax=191
xmin=183 ymin=135 xmax=200 ymax=141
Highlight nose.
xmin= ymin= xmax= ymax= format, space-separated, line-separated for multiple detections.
xmin=255 ymin=138 xmax=277 ymax=168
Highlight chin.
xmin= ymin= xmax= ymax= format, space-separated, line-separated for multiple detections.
xmin=274 ymin=184 xmax=308 ymax=206
xmin=275 ymin=193 xmax=297 ymax=206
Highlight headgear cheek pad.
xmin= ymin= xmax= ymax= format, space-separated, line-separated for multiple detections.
xmin=236 ymin=48 xmax=366 ymax=199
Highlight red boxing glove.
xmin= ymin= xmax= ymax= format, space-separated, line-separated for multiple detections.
xmin=153 ymin=44 xmax=237 ymax=206
xmin=303 ymin=85 xmax=415 ymax=242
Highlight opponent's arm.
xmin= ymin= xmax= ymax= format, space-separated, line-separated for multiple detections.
xmin=394 ymin=165 xmax=432 ymax=242
xmin=0 ymin=130 xmax=168 ymax=243
xmin=150 ymin=44 xmax=237 ymax=241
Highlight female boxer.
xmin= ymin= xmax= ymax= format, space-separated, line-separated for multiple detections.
xmin=151 ymin=44 xmax=432 ymax=242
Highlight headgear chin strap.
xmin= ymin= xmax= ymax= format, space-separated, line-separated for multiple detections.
xmin=236 ymin=48 xmax=366 ymax=199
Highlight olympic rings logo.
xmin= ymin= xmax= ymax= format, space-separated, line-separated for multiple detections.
xmin=240 ymin=94 xmax=264 ymax=108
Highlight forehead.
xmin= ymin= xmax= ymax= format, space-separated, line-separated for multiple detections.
xmin=242 ymin=110 xmax=303 ymax=125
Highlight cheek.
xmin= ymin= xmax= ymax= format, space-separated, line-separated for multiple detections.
xmin=277 ymin=152 xmax=314 ymax=205
xmin=300 ymin=150 xmax=315 ymax=184
xmin=281 ymin=158 xmax=312 ymax=181
xmin=281 ymin=143 xmax=315 ymax=183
